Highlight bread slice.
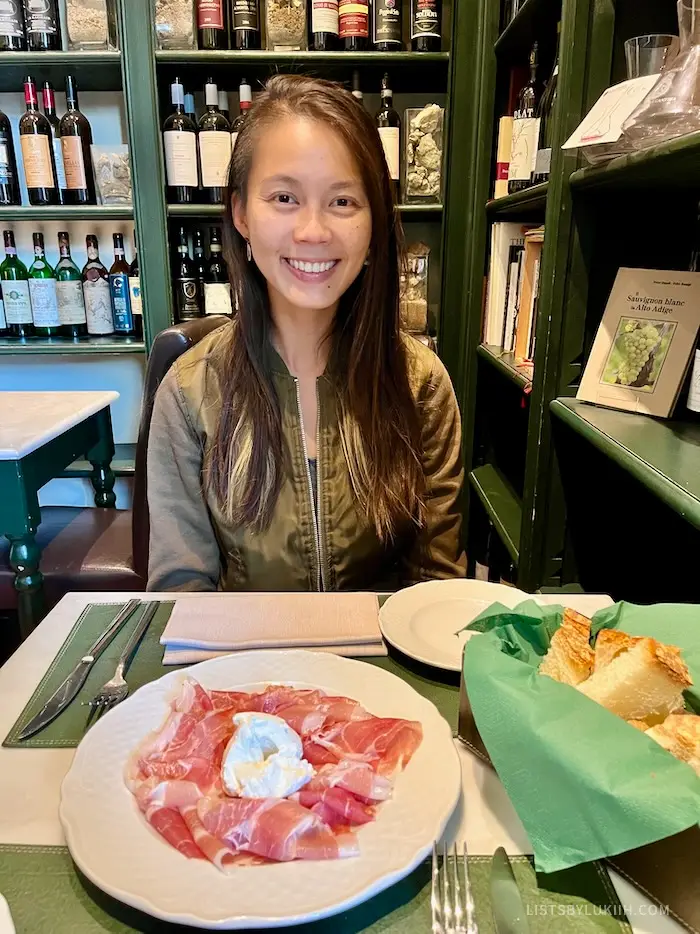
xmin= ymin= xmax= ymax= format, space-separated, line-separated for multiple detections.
xmin=538 ymin=609 xmax=594 ymax=686
xmin=577 ymin=637 xmax=692 ymax=722
xmin=627 ymin=719 xmax=650 ymax=732
xmin=594 ymin=629 xmax=642 ymax=672
xmin=647 ymin=713 xmax=700 ymax=761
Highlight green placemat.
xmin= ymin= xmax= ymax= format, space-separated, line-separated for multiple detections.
xmin=0 ymin=844 xmax=631 ymax=934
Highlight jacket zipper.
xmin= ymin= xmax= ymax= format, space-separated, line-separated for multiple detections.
xmin=294 ymin=378 xmax=326 ymax=591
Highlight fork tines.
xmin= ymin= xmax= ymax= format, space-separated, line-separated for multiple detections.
xmin=431 ymin=840 xmax=477 ymax=934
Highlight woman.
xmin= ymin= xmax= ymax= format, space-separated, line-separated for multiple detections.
xmin=147 ymin=74 xmax=465 ymax=593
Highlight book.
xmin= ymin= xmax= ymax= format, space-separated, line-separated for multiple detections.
xmin=514 ymin=227 xmax=545 ymax=361
xmin=502 ymin=238 xmax=525 ymax=353
xmin=494 ymin=116 xmax=513 ymax=199
xmin=482 ymin=221 xmax=535 ymax=345
xmin=577 ymin=267 xmax=700 ymax=418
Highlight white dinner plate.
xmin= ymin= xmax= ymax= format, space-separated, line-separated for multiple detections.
xmin=379 ymin=579 xmax=530 ymax=672
xmin=59 ymin=650 xmax=461 ymax=930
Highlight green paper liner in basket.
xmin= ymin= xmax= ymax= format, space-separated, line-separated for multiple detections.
xmin=462 ymin=599 xmax=700 ymax=874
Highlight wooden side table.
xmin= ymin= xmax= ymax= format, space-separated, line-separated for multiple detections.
xmin=0 ymin=391 xmax=119 ymax=637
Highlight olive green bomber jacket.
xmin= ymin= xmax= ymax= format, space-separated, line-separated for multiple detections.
xmin=146 ymin=325 xmax=466 ymax=592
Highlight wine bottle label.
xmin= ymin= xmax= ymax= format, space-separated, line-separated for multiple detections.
xmin=197 ymin=0 xmax=224 ymax=28
xmin=312 ymin=0 xmax=339 ymax=34
xmin=56 ymin=279 xmax=87 ymax=325
xmin=232 ymin=0 xmax=259 ymax=30
xmin=28 ymin=278 xmax=60 ymax=327
xmin=61 ymin=136 xmax=87 ymax=190
xmin=128 ymin=276 xmax=142 ymax=317
xmin=377 ymin=126 xmax=400 ymax=180
xmin=51 ymin=137 xmax=67 ymax=190
xmin=3 ymin=280 xmax=32 ymax=323
xmin=20 ymin=135 xmax=55 ymax=189
xmin=164 ymin=131 xmax=198 ymax=188
xmin=508 ymin=117 xmax=540 ymax=181
xmin=0 ymin=296 xmax=5 ymax=329
xmin=22 ymin=0 xmax=59 ymax=34
xmin=339 ymin=0 xmax=368 ymax=37
xmin=411 ymin=0 xmax=439 ymax=38
xmin=83 ymin=276 xmax=114 ymax=335
xmin=177 ymin=278 xmax=201 ymax=319
xmin=0 ymin=1 xmax=23 ymax=37
xmin=110 ymin=273 xmax=133 ymax=332
xmin=0 ymin=140 xmax=14 ymax=184
xmin=204 ymin=281 xmax=232 ymax=315
xmin=533 ymin=147 xmax=552 ymax=178
xmin=688 ymin=350 xmax=700 ymax=413
xmin=199 ymin=131 xmax=232 ymax=188
xmin=372 ymin=0 xmax=400 ymax=44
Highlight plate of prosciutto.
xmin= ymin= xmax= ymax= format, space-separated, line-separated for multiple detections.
xmin=59 ymin=649 xmax=460 ymax=929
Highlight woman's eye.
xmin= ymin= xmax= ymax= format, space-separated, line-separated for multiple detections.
xmin=273 ymin=193 xmax=296 ymax=204
xmin=333 ymin=197 xmax=353 ymax=208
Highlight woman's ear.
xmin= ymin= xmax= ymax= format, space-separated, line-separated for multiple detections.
xmin=232 ymin=194 xmax=250 ymax=241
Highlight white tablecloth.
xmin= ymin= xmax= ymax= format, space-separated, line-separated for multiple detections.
xmin=0 ymin=592 xmax=685 ymax=934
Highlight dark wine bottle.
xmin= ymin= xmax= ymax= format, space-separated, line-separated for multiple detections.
xmin=0 ymin=109 xmax=20 ymax=206
xmin=230 ymin=0 xmax=260 ymax=48
xmin=532 ymin=25 xmax=560 ymax=185
xmin=109 ymin=233 xmax=134 ymax=336
xmin=42 ymin=82 xmax=66 ymax=205
xmin=174 ymin=227 xmax=202 ymax=322
xmin=56 ymin=231 xmax=88 ymax=339
xmin=0 ymin=229 xmax=33 ymax=339
xmin=410 ymin=0 xmax=441 ymax=51
xmin=19 ymin=76 xmax=58 ymax=207
xmin=82 ymin=235 xmax=114 ymax=336
xmin=59 ymin=76 xmax=96 ymax=205
xmin=0 ymin=1 xmax=25 ymax=51
xmin=339 ymin=0 xmax=368 ymax=50
xmin=231 ymin=78 xmax=251 ymax=149
xmin=193 ymin=228 xmax=208 ymax=288
xmin=199 ymin=78 xmax=231 ymax=205
xmin=310 ymin=0 xmax=338 ymax=50
xmin=22 ymin=0 xmax=60 ymax=51
xmin=351 ymin=70 xmax=364 ymax=108
xmin=204 ymin=226 xmax=232 ymax=316
xmin=375 ymin=74 xmax=400 ymax=200
xmin=163 ymin=78 xmax=198 ymax=205
xmin=198 ymin=0 xmax=228 ymax=49
xmin=218 ymin=89 xmax=230 ymax=122
xmin=373 ymin=0 xmax=401 ymax=51
xmin=508 ymin=42 xmax=540 ymax=195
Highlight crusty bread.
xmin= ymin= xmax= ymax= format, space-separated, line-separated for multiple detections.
xmin=626 ymin=719 xmax=650 ymax=732
xmin=577 ymin=637 xmax=692 ymax=722
xmin=538 ymin=609 xmax=594 ymax=686
xmin=594 ymin=629 xmax=642 ymax=672
xmin=647 ymin=713 xmax=700 ymax=763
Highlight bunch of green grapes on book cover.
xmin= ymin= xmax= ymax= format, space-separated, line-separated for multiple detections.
xmin=616 ymin=320 xmax=660 ymax=385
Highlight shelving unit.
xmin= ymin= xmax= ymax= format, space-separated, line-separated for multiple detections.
xmin=468 ymin=463 xmax=522 ymax=563
xmin=477 ymin=343 xmax=532 ymax=390
xmin=0 ymin=337 xmax=144 ymax=355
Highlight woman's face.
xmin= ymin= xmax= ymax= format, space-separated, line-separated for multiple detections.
xmin=233 ymin=116 xmax=372 ymax=316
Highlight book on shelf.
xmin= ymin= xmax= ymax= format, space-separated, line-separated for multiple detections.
xmin=493 ymin=116 xmax=513 ymax=199
xmin=577 ymin=267 xmax=700 ymax=418
xmin=514 ymin=227 xmax=544 ymax=360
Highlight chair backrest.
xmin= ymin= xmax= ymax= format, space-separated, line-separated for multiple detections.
xmin=131 ymin=316 xmax=231 ymax=577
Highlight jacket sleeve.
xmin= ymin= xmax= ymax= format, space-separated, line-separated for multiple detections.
xmin=402 ymin=354 xmax=467 ymax=584
xmin=146 ymin=367 xmax=221 ymax=592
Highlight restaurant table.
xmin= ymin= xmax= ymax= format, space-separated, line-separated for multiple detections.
xmin=0 ymin=391 xmax=119 ymax=638
xmin=0 ymin=591 xmax=687 ymax=934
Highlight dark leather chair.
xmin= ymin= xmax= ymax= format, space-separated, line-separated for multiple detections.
xmin=0 ymin=317 xmax=230 ymax=612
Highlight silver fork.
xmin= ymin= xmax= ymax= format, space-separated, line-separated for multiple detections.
xmin=86 ymin=601 xmax=159 ymax=723
xmin=431 ymin=841 xmax=478 ymax=934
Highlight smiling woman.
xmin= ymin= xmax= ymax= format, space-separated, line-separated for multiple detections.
xmin=146 ymin=74 xmax=466 ymax=594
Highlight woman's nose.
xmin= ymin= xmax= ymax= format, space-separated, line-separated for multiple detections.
xmin=294 ymin=206 xmax=332 ymax=243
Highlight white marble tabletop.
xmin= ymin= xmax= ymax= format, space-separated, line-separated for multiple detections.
xmin=0 ymin=391 xmax=119 ymax=460
xmin=0 ymin=591 xmax=685 ymax=934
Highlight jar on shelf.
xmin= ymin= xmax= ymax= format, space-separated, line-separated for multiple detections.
xmin=400 ymin=242 xmax=430 ymax=333
xmin=265 ymin=0 xmax=307 ymax=51
xmin=402 ymin=104 xmax=444 ymax=205
xmin=66 ymin=0 xmax=110 ymax=50
xmin=155 ymin=0 xmax=195 ymax=49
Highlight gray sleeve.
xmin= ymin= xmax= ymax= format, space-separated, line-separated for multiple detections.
xmin=146 ymin=368 xmax=221 ymax=592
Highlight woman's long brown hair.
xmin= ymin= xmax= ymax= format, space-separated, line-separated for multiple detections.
xmin=206 ymin=73 xmax=426 ymax=543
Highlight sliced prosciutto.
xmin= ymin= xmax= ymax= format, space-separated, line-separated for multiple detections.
xmin=303 ymin=717 xmax=423 ymax=775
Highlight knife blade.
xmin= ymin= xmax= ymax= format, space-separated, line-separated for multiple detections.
xmin=490 ymin=847 xmax=531 ymax=934
xmin=17 ymin=599 xmax=142 ymax=741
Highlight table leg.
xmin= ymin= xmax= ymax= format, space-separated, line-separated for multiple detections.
xmin=6 ymin=530 xmax=45 ymax=641
xmin=86 ymin=408 xmax=117 ymax=508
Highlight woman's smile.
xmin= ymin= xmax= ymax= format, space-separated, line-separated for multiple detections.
xmin=283 ymin=257 xmax=340 ymax=283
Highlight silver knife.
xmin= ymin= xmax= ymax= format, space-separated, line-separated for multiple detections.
xmin=17 ymin=599 xmax=142 ymax=741
xmin=490 ymin=847 xmax=532 ymax=934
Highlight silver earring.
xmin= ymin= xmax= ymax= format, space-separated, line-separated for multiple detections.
xmin=363 ymin=253 xmax=370 ymax=266
xmin=246 ymin=239 xmax=252 ymax=262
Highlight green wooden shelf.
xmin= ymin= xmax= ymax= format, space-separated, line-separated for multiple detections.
xmin=167 ymin=203 xmax=443 ymax=218
xmin=486 ymin=182 xmax=548 ymax=218
xmin=0 ymin=51 xmax=122 ymax=92
xmin=550 ymin=398 xmax=700 ymax=531
xmin=468 ymin=464 xmax=523 ymax=563
xmin=61 ymin=442 xmax=136 ymax=478
xmin=156 ymin=50 xmax=449 ymax=65
xmin=495 ymin=0 xmax=562 ymax=56
xmin=477 ymin=343 xmax=533 ymax=390
xmin=570 ymin=132 xmax=700 ymax=192
xmin=0 ymin=206 xmax=133 ymax=222
xmin=0 ymin=336 xmax=145 ymax=355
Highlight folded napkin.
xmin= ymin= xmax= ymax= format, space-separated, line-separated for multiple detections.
xmin=0 ymin=896 xmax=15 ymax=934
xmin=160 ymin=592 xmax=385 ymax=665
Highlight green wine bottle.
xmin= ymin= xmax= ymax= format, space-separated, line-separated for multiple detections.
xmin=28 ymin=231 xmax=60 ymax=337
xmin=56 ymin=230 xmax=87 ymax=338
xmin=0 ymin=229 xmax=33 ymax=339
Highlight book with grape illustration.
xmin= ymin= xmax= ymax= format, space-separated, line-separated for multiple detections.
xmin=578 ymin=267 xmax=700 ymax=417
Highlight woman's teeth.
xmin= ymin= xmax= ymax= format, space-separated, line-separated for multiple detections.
xmin=287 ymin=259 xmax=337 ymax=273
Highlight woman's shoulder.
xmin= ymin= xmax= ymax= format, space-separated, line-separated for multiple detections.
xmin=400 ymin=332 xmax=453 ymax=401
xmin=158 ymin=322 xmax=234 ymax=423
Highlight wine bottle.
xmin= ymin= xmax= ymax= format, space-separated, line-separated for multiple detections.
xmin=163 ymin=78 xmax=198 ymax=205
xmin=0 ymin=283 xmax=7 ymax=337
xmin=373 ymin=0 xmax=401 ymax=51
xmin=411 ymin=0 xmax=441 ymax=51
xmin=22 ymin=0 xmax=60 ymax=50
xmin=218 ymin=89 xmax=230 ymax=122
xmin=193 ymin=228 xmax=208 ymax=288
xmin=375 ymin=73 xmax=400 ymax=200
xmin=184 ymin=92 xmax=197 ymax=125
xmin=533 ymin=25 xmax=560 ymax=185
xmin=82 ymin=235 xmax=114 ymax=336
xmin=42 ymin=82 xmax=66 ymax=205
xmin=508 ymin=42 xmax=540 ymax=195
xmin=231 ymin=0 xmax=260 ymax=49
xmin=351 ymin=70 xmax=364 ymax=108
xmin=59 ymin=76 xmax=96 ymax=205
xmin=199 ymin=78 xmax=232 ymax=205
xmin=197 ymin=0 xmax=228 ymax=49
xmin=231 ymin=78 xmax=252 ymax=149
xmin=174 ymin=227 xmax=202 ymax=322
xmin=109 ymin=233 xmax=134 ymax=336
xmin=0 ymin=110 xmax=20 ymax=206
xmin=19 ymin=76 xmax=58 ymax=207
xmin=339 ymin=0 xmax=368 ymax=50
xmin=205 ymin=227 xmax=232 ymax=316
xmin=55 ymin=231 xmax=87 ymax=339
xmin=28 ymin=233 xmax=60 ymax=338
xmin=0 ymin=1 xmax=25 ymax=51
xmin=0 ymin=230 xmax=33 ymax=339
xmin=128 ymin=234 xmax=143 ymax=339
xmin=310 ymin=0 xmax=338 ymax=50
